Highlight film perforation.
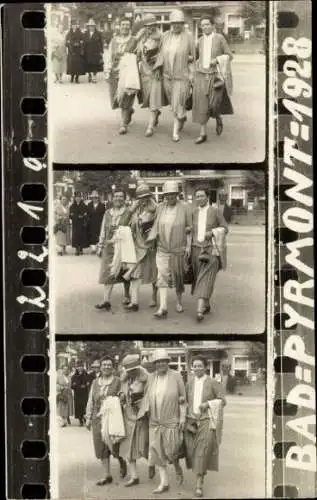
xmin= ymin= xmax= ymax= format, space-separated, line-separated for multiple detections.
xmin=20 ymin=54 xmax=46 ymax=73
xmin=21 ymin=140 xmax=47 ymax=159
xmin=20 ymin=269 xmax=47 ymax=287
xmin=21 ymin=483 xmax=47 ymax=499
xmin=20 ymin=226 xmax=46 ymax=245
xmin=274 ymin=442 xmax=297 ymax=459
xmin=20 ymin=355 xmax=47 ymax=373
xmin=21 ymin=183 xmax=47 ymax=203
xmin=21 ymin=97 xmax=47 ymax=116
xmin=274 ymin=399 xmax=298 ymax=417
xmin=21 ymin=440 xmax=47 ymax=459
xmin=274 ymin=357 xmax=298 ymax=374
xmin=21 ymin=398 xmax=47 ymax=416
xmin=21 ymin=10 xmax=45 ymax=30
xmin=273 ymin=485 xmax=299 ymax=498
xmin=20 ymin=311 xmax=47 ymax=330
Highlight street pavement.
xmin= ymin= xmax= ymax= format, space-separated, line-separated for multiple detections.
xmin=56 ymin=394 xmax=266 ymax=499
xmin=50 ymin=54 xmax=266 ymax=164
xmin=53 ymin=226 xmax=265 ymax=335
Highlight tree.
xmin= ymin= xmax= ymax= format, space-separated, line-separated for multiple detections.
xmin=246 ymin=342 xmax=265 ymax=370
xmin=73 ymin=2 xmax=132 ymax=26
xmin=75 ymin=170 xmax=136 ymax=196
xmin=56 ymin=340 xmax=138 ymax=368
xmin=244 ymin=170 xmax=265 ymax=198
xmin=240 ymin=1 xmax=266 ymax=29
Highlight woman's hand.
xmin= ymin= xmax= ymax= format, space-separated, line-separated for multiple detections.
xmin=199 ymin=402 xmax=209 ymax=412
xmin=210 ymin=58 xmax=217 ymax=66
xmin=86 ymin=419 xmax=92 ymax=430
xmin=205 ymin=231 xmax=213 ymax=241
xmin=184 ymin=246 xmax=191 ymax=259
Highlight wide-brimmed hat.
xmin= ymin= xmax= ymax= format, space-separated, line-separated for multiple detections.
xmin=162 ymin=180 xmax=179 ymax=195
xmin=91 ymin=360 xmax=100 ymax=368
xmin=86 ymin=18 xmax=96 ymax=27
xmin=91 ymin=190 xmax=99 ymax=198
xmin=170 ymin=10 xmax=185 ymax=24
xmin=136 ymin=183 xmax=151 ymax=199
xmin=121 ymin=354 xmax=141 ymax=372
xmin=143 ymin=13 xmax=158 ymax=27
xmin=151 ymin=348 xmax=170 ymax=364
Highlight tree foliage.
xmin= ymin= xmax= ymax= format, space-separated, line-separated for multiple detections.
xmin=240 ymin=1 xmax=266 ymax=28
xmin=57 ymin=340 xmax=138 ymax=368
xmin=244 ymin=170 xmax=265 ymax=197
xmin=246 ymin=342 xmax=265 ymax=369
xmin=72 ymin=2 xmax=132 ymax=26
xmin=75 ymin=170 xmax=136 ymax=195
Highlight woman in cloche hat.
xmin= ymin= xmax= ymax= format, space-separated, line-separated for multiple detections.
xmin=83 ymin=18 xmax=104 ymax=83
xmin=154 ymin=10 xmax=195 ymax=142
xmin=123 ymin=183 xmax=158 ymax=312
xmin=147 ymin=180 xmax=192 ymax=318
xmin=119 ymin=354 xmax=155 ymax=486
xmin=141 ymin=348 xmax=186 ymax=493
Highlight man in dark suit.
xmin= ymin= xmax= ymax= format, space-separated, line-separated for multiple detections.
xmin=191 ymin=188 xmax=228 ymax=322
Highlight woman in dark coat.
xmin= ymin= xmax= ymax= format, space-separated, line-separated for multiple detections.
xmin=66 ymin=20 xmax=85 ymax=83
xmin=71 ymin=363 xmax=91 ymax=426
xmin=84 ymin=19 xmax=104 ymax=83
xmin=86 ymin=191 xmax=106 ymax=252
xmin=69 ymin=193 xmax=88 ymax=255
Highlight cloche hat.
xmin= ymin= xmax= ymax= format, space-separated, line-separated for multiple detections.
xmin=143 ymin=13 xmax=158 ymax=26
xmin=151 ymin=348 xmax=170 ymax=364
xmin=121 ymin=354 xmax=141 ymax=372
xmin=86 ymin=18 xmax=96 ymax=27
xmin=136 ymin=183 xmax=152 ymax=199
xmin=170 ymin=10 xmax=185 ymax=24
xmin=91 ymin=190 xmax=99 ymax=198
xmin=162 ymin=180 xmax=179 ymax=195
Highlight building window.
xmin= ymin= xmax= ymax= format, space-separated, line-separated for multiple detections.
xmin=233 ymin=356 xmax=249 ymax=381
xmin=230 ymin=185 xmax=246 ymax=209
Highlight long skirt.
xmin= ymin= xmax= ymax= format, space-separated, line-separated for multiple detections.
xmin=191 ymin=248 xmax=220 ymax=300
xmin=55 ymin=229 xmax=67 ymax=247
xmin=108 ymin=74 xmax=136 ymax=110
xmin=192 ymin=71 xmax=233 ymax=124
xmin=57 ymin=396 xmax=71 ymax=419
xmin=149 ymin=421 xmax=183 ymax=467
xmin=98 ymin=242 xmax=127 ymax=285
xmin=156 ymin=249 xmax=185 ymax=294
xmin=163 ymin=76 xmax=191 ymax=119
xmin=185 ymin=419 xmax=219 ymax=474
xmin=92 ymin=416 xmax=120 ymax=460
xmin=52 ymin=54 xmax=67 ymax=75
xmin=139 ymin=71 xmax=163 ymax=111
xmin=120 ymin=415 xmax=149 ymax=462
xmin=132 ymin=247 xmax=157 ymax=284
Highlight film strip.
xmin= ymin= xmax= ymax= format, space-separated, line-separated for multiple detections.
xmin=273 ymin=1 xmax=315 ymax=498
xmin=1 ymin=1 xmax=314 ymax=499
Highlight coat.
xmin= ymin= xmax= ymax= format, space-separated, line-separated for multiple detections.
xmin=54 ymin=202 xmax=70 ymax=247
xmin=86 ymin=201 xmax=105 ymax=245
xmin=83 ymin=29 xmax=104 ymax=73
xmin=192 ymin=205 xmax=228 ymax=270
xmin=66 ymin=28 xmax=85 ymax=75
xmin=69 ymin=201 xmax=88 ymax=248
xmin=56 ymin=372 xmax=72 ymax=419
xmin=71 ymin=370 xmax=91 ymax=419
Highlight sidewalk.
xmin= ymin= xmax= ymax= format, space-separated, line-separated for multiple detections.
xmin=232 ymin=53 xmax=265 ymax=64
xmin=228 ymin=224 xmax=265 ymax=234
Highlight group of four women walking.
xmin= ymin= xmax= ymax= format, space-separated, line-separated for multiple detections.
xmin=85 ymin=349 xmax=226 ymax=497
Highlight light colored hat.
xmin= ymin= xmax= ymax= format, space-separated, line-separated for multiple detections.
xmin=143 ymin=13 xmax=157 ymax=26
xmin=136 ymin=183 xmax=151 ymax=199
xmin=86 ymin=18 xmax=96 ymax=27
xmin=151 ymin=348 xmax=170 ymax=364
xmin=121 ymin=354 xmax=141 ymax=372
xmin=91 ymin=190 xmax=99 ymax=198
xmin=91 ymin=360 xmax=100 ymax=368
xmin=162 ymin=180 xmax=179 ymax=195
xmin=170 ymin=10 xmax=185 ymax=24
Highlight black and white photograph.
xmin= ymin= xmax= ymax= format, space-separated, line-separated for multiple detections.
xmin=53 ymin=339 xmax=266 ymax=499
xmin=48 ymin=1 xmax=267 ymax=164
xmin=52 ymin=168 xmax=266 ymax=334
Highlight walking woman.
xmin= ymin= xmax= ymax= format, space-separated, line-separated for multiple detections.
xmin=137 ymin=14 xmax=164 ymax=137
xmin=83 ymin=19 xmax=104 ymax=83
xmin=66 ymin=20 xmax=85 ymax=83
xmin=141 ymin=349 xmax=186 ymax=494
xmin=85 ymin=357 xmax=127 ymax=485
xmin=54 ymin=195 xmax=70 ymax=255
xmin=69 ymin=192 xmax=88 ymax=255
xmin=95 ymin=189 xmax=137 ymax=311
xmin=51 ymin=23 xmax=67 ymax=83
xmin=125 ymin=183 xmax=157 ymax=311
xmin=184 ymin=355 xmax=226 ymax=497
xmin=192 ymin=15 xmax=233 ymax=143
xmin=71 ymin=362 xmax=91 ymax=426
xmin=56 ymin=365 xmax=72 ymax=427
xmin=157 ymin=10 xmax=194 ymax=142
xmin=191 ymin=188 xmax=228 ymax=321
xmin=147 ymin=180 xmax=192 ymax=318
xmin=104 ymin=18 xmax=138 ymax=135
xmin=119 ymin=354 xmax=152 ymax=486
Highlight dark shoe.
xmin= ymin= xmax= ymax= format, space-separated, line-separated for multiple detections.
xmin=127 ymin=108 xmax=135 ymax=125
xmin=95 ymin=301 xmax=111 ymax=311
xmin=75 ymin=249 xmax=80 ymax=256
xmin=178 ymin=116 xmax=187 ymax=131
xmin=216 ymin=116 xmax=223 ymax=135
xmin=57 ymin=251 xmax=63 ymax=256
xmin=203 ymin=305 xmax=211 ymax=315
xmin=96 ymin=476 xmax=113 ymax=486
xmin=153 ymin=485 xmax=169 ymax=494
xmin=119 ymin=459 xmax=127 ymax=478
xmin=124 ymin=477 xmax=140 ymax=487
xmin=148 ymin=465 xmax=156 ymax=479
xmin=88 ymin=73 xmax=92 ymax=83
xmin=67 ymin=417 xmax=71 ymax=425
xmin=195 ymin=134 xmax=207 ymax=145
xmin=79 ymin=419 xmax=83 ymax=426
xmin=196 ymin=312 xmax=204 ymax=323
xmin=119 ymin=125 xmax=128 ymax=135
xmin=153 ymin=309 xmax=168 ymax=319
xmin=149 ymin=300 xmax=157 ymax=308
xmin=125 ymin=303 xmax=139 ymax=312
xmin=122 ymin=296 xmax=131 ymax=306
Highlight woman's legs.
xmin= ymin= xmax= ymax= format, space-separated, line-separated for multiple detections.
xmin=123 ymin=280 xmax=131 ymax=305
xmin=125 ymin=279 xmax=140 ymax=311
xmin=149 ymin=283 xmax=158 ymax=307
xmin=124 ymin=460 xmax=140 ymax=486
xmin=145 ymin=110 xmax=160 ymax=137
xmin=154 ymin=287 xmax=168 ymax=317
xmin=174 ymin=459 xmax=184 ymax=485
xmin=176 ymin=291 xmax=184 ymax=313
xmin=172 ymin=116 xmax=180 ymax=142
xmin=153 ymin=465 xmax=169 ymax=493
xmin=195 ymin=474 xmax=204 ymax=497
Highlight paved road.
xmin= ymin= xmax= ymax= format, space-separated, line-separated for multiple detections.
xmin=55 ymin=395 xmax=266 ymax=499
xmin=53 ymin=226 xmax=265 ymax=335
xmin=50 ymin=55 xmax=266 ymax=164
